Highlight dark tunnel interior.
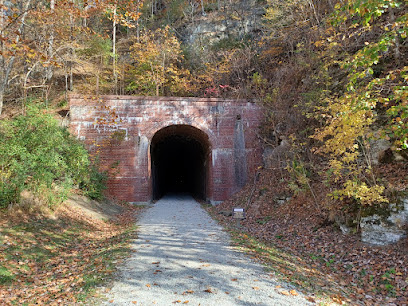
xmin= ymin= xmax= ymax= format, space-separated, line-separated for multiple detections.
xmin=151 ymin=125 xmax=209 ymax=200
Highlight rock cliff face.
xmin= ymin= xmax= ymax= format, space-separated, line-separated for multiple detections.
xmin=179 ymin=0 xmax=264 ymax=47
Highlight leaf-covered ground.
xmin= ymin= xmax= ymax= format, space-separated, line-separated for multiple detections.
xmin=0 ymin=200 xmax=144 ymax=305
xmin=207 ymin=166 xmax=408 ymax=305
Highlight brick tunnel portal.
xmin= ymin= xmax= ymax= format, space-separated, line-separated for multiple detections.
xmin=69 ymin=95 xmax=263 ymax=203
xmin=151 ymin=125 xmax=210 ymax=201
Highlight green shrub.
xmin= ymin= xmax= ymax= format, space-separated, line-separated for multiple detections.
xmin=0 ymin=104 xmax=106 ymax=208
xmin=80 ymin=164 xmax=108 ymax=201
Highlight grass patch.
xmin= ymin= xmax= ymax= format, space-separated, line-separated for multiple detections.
xmin=0 ymin=265 xmax=14 ymax=284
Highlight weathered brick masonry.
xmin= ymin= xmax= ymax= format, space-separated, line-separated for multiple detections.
xmin=69 ymin=95 xmax=263 ymax=204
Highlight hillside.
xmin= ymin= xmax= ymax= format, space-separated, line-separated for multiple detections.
xmin=0 ymin=0 xmax=407 ymax=303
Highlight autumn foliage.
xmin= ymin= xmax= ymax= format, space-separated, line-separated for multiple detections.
xmin=0 ymin=0 xmax=407 ymax=303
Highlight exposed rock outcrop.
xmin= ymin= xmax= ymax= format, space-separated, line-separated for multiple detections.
xmin=263 ymin=136 xmax=291 ymax=169
xmin=360 ymin=199 xmax=408 ymax=246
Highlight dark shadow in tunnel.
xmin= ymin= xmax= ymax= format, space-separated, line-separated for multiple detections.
xmin=151 ymin=125 xmax=210 ymax=201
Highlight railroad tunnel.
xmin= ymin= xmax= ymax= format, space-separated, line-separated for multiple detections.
xmin=150 ymin=125 xmax=210 ymax=201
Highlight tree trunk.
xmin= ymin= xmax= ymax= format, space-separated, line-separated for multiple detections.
xmin=0 ymin=89 xmax=4 ymax=116
xmin=65 ymin=72 xmax=68 ymax=100
xmin=389 ymin=6 xmax=401 ymax=63
xmin=69 ymin=3 xmax=74 ymax=91
xmin=136 ymin=0 xmax=140 ymax=42
xmin=0 ymin=0 xmax=31 ymax=115
xmin=306 ymin=0 xmax=319 ymax=25
xmin=0 ymin=0 xmax=4 ymax=115
xmin=46 ymin=0 xmax=55 ymax=82
xmin=113 ymin=4 xmax=118 ymax=94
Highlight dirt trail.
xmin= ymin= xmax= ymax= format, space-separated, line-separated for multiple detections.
xmin=102 ymin=194 xmax=312 ymax=305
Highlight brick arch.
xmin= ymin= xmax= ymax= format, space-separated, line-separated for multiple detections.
xmin=146 ymin=121 xmax=216 ymax=149
xmin=69 ymin=95 xmax=263 ymax=204
xmin=148 ymin=124 xmax=213 ymax=201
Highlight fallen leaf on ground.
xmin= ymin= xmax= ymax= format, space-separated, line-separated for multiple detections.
xmin=231 ymin=278 xmax=238 ymax=281
xmin=145 ymin=284 xmax=151 ymax=288
xmin=252 ymin=286 xmax=260 ymax=290
xmin=280 ymin=290 xmax=290 ymax=296
xmin=306 ymin=297 xmax=316 ymax=303
xmin=290 ymin=290 xmax=298 ymax=296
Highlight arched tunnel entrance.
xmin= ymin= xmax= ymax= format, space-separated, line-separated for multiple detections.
xmin=150 ymin=125 xmax=210 ymax=200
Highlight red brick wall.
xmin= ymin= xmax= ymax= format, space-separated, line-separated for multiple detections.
xmin=69 ymin=95 xmax=263 ymax=204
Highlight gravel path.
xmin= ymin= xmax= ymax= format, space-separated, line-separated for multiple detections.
xmin=102 ymin=194 xmax=312 ymax=305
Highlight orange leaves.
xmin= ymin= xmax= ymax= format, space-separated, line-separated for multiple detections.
xmin=276 ymin=289 xmax=297 ymax=296
xmin=204 ymin=287 xmax=214 ymax=293
xmin=182 ymin=290 xmax=194 ymax=295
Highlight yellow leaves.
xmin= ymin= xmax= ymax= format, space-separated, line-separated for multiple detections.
xmin=314 ymin=40 xmax=325 ymax=48
xmin=328 ymin=160 xmax=342 ymax=181
xmin=333 ymin=180 xmax=388 ymax=206
xmin=312 ymin=82 xmax=390 ymax=206
xmin=128 ymin=26 xmax=189 ymax=95
xmin=341 ymin=151 xmax=359 ymax=164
